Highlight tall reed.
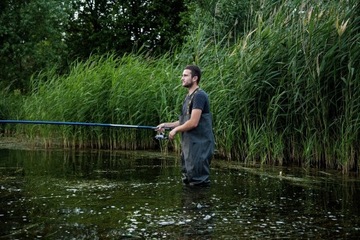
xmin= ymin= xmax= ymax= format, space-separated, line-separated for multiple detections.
xmin=175 ymin=0 xmax=360 ymax=172
xmin=200 ymin=0 xmax=360 ymax=172
xmin=0 ymin=88 xmax=24 ymax=136
xmin=4 ymin=0 xmax=360 ymax=173
xmin=19 ymin=54 xmax=182 ymax=150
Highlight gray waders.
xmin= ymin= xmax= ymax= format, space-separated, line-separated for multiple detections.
xmin=179 ymin=112 xmax=215 ymax=186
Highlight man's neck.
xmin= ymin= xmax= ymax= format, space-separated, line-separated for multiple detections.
xmin=188 ymin=84 xmax=199 ymax=95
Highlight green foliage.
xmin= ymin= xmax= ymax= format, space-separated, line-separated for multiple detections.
xmin=0 ymin=0 xmax=189 ymax=92
xmin=20 ymin=54 xmax=182 ymax=150
xmin=0 ymin=88 xmax=24 ymax=136
xmin=200 ymin=0 xmax=360 ymax=172
xmin=187 ymin=0 xmax=263 ymax=46
xmin=173 ymin=0 xmax=360 ymax=172
xmin=3 ymin=0 xmax=360 ymax=174
xmin=65 ymin=0 xmax=189 ymax=60
xmin=0 ymin=0 xmax=70 ymax=90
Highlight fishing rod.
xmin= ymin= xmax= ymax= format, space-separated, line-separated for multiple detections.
xmin=0 ymin=119 xmax=169 ymax=140
xmin=0 ymin=119 xmax=157 ymax=129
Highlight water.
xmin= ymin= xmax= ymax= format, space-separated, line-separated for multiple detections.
xmin=1 ymin=147 xmax=360 ymax=239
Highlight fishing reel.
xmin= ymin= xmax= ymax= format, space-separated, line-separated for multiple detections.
xmin=155 ymin=132 xmax=168 ymax=140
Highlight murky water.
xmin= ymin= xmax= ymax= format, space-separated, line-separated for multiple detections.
xmin=1 ymin=148 xmax=360 ymax=239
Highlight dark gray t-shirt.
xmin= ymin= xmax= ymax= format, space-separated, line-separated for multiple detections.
xmin=182 ymin=89 xmax=210 ymax=115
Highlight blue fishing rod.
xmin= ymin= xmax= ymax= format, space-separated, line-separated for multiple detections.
xmin=0 ymin=120 xmax=168 ymax=139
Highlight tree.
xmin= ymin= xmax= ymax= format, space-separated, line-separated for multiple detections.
xmin=65 ymin=0 xmax=189 ymax=60
xmin=0 ymin=0 xmax=190 ymax=91
xmin=0 ymin=0 xmax=70 ymax=91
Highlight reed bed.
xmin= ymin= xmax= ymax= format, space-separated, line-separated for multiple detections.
xmin=211 ymin=0 xmax=360 ymax=173
xmin=17 ymin=54 xmax=183 ymax=150
xmin=179 ymin=0 xmax=360 ymax=172
xmin=0 ymin=89 xmax=24 ymax=136
xmin=2 ymin=0 xmax=360 ymax=173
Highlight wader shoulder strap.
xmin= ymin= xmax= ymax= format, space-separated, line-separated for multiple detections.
xmin=186 ymin=88 xmax=200 ymax=115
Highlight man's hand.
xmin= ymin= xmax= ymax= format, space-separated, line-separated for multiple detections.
xmin=168 ymin=128 xmax=177 ymax=140
xmin=155 ymin=123 xmax=166 ymax=133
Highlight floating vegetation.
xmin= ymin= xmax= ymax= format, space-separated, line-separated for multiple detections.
xmin=1 ymin=148 xmax=360 ymax=238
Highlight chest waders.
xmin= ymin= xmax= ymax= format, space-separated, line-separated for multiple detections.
xmin=179 ymin=89 xmax=215 ymax=186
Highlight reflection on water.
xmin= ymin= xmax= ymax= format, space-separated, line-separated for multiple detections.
xmin=1 ymin=148 xmax=360 ymax=239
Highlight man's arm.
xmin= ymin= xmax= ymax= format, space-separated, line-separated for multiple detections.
xmin=168 ymin=109 xmax=202 ymax=140
xmin=156 ymin=120 xmax=180 ymax=133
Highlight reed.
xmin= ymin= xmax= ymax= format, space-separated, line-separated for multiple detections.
xmin=3 ymin=0 xmax=360 ymax=173
xmin=0 ymin=88 xmax=25 ymax=136
xmin=18 ymin=54 xmax=182 ymax=150
xmin=183 ymin=0 xmax=360 ymax=172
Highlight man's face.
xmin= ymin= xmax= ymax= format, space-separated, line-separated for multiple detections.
xmin=181 ymin=69 xmax=196 ymax=88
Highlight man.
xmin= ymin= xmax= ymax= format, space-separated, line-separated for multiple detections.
xmin=157 ymin=65 xmax=215 ymax=186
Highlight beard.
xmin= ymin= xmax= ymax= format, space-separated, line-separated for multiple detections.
xmin=183 ymin=81 xmax=194 ymax=88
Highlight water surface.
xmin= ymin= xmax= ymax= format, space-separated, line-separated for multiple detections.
xmin=1 ymin=148 xmax=360 ymax=239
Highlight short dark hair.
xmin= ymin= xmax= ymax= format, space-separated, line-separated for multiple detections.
xmin=185 ymin=65 xmax=201 ymax=84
